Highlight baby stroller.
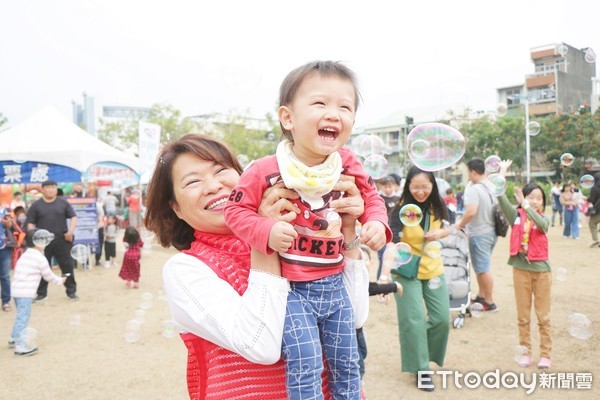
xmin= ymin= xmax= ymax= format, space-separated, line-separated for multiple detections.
xmin=439 ymin=229 xmax=471 ymax=329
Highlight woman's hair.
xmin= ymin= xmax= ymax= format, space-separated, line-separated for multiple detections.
xmin=278 ymin=60 xmax=361 ymax=140
xmin=561 ymin=183 xmax=571 ymax=192
xmin=25 ymin=229 xmax=38 ymax=248
xmin=13 ymin=206 xmax=25 ymax=216
xmin=123 ymin=226 xmax=140 ymax=245
xmin=397 ymin=166 xmax=447 ymax=222
xmin=521 ymin=182 xmax=546 ymax=210
xmin=144 ymin=134 xmax=243 ymax=251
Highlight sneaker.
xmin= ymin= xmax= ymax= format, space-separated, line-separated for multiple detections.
xmin=471 ymin=295 xmax=484 ymax=304
xmin=2 ymin=303 xmax=11 ymax=312
xmin=133 ymin=283 xmax=139 ymax=289
xmin=590 ymin=242 xmax=600 ymax=248
xmin=67 ymin=294 xmax=79 ymax=301
xmin=95 ymin=261 xmax=101 ymax=267
xmin=33 ymin=295 xmax=47 ymax=303
xmin=104 ymin=261 xmax=110 ymax=268
xmin=517 ymin=355 xmax=532 ymax=367
xmin=538 ymin=357 xmax=552 ymax=369
xmin=15 ymin=348 xmax=39 ymax=357
xmin=8 ymin=338 xmax=15 ymax=348
xmin=477 ymin=300 xmax=498 ymax=312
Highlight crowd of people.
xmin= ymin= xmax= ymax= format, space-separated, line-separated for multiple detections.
xmin=2 ymin=59 xmax=600 ymax=398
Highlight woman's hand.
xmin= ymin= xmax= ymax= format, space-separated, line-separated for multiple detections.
xmin=424 ymin=228 xmax=449 ymax=241
xmin=330 ymin=175 xmax=364 ymax=230
xmin=258 ymin=182 xmax=300 ymax=223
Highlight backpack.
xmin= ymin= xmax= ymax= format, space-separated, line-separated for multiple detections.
xmin=478 ymin=184 xmax=509 ymax=237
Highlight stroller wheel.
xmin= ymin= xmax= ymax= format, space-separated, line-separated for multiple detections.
xmin=453 ymin=315 xmax=465 ymax=329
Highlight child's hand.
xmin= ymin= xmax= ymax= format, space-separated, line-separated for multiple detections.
xmin=360 ymin=221 xmax=386 ymax=251
xmin=395 ymin=282 xmax=403 ymax=297
xmin=498 ymin=159 xmax=513 ymax=177
xmin=268 ymin=221 xmax=298 ymax=253
xmin=514 ymin=186 xmax=525 ymax=205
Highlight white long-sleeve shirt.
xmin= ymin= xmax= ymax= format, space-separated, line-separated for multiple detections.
xmin=11 ymin=248 xmax=63 ymax=298
xmin=162 ymin=253 xmax=369 ymax=365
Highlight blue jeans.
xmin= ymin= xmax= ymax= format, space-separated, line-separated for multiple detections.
xmin=563 ymin=206 xmax=579 ymax=238
xmin=468 ymin=231 xmax=498 ymax=274
xmin=283 ymin=273 xmax=360 ymax=400
xmin=0 ymin=247 xmax=12 ymax=305
xmin=12 ymin=297 xmax=33 ymax=349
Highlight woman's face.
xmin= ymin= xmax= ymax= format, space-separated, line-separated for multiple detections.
xmin=408 ymin=173 xmax=433 ymax=203
xmin=170 ymin=152 xmax=240 ymax=234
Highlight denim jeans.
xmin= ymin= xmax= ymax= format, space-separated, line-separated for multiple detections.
xmin=283 ymin=273 xmax=360 ymax=400
xmin=563 ymin=207 xmax=579 ymax=238
xmin=12 ymin=297 xmax=33 ymax=349
xmin=0 ymin=247 xmax=13 ymax=305
xmin=468 ymin=231 xmax=498 ymax=274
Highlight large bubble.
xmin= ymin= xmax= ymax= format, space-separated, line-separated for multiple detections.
xmin=560 ymin=153 xmax=574 ymax=167
xmin=70 ymin=244 xmax=90 ymax=263
xmin=580 ymin=174 xmax=595 ymax=190
xmin=557 ymin=44 xmax=569 ymax=56
xmin=496 ymin=103 xmax=508 ymax=117
xmin=399 ymin=204 xmax=423 ymax=227
xmin=390 ymin=242 xmax=413 ymax=266
xmin=32 ymin=229 xmax=55 ymax=247
xmin=363 ymin=154 xmax=388 ymax=179
xmin=485 ymin=155 xmax=501 ymax=173
xmin=406 ymin=123 xmax=465 ymax=172
xmin=427 ymin=276 xmax=442 ymax=290
xmin=354 ymin=135 xmax=386 ymax=157
xmin=425 ymin=241 xmax=442 ymax=259
xmin=487 ymin=174 xmax=507 ymax=196
xmin=585 ymin=48 xmax=596 ymax=64
xmin=567 ymin=313 xmax=594 ymax=340
xmin=161 ymin=320 xmax=178 ymax=338
xmin=527 ymin=121 xmax=541 ymax=136
xmin=124 ymin=320 xmax=142 ymax=344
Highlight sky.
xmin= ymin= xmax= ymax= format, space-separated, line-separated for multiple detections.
xmin=1 ymin=0 xmax=598 ymax=131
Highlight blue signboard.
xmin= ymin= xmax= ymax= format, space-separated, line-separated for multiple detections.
xmin=67 ymin=197 xmax=99 ymax=253
xmin=0 ymin=161 xmax=81 ymax=184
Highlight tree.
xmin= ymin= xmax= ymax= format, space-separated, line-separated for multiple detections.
xmin=96 ymin=103 xmax=196 ymax=153
xmin=219 ymin=111 xmax=279 ymax=161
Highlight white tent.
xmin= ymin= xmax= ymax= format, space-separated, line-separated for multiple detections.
xmin=0 ymin=106 xmax=140 ymax=174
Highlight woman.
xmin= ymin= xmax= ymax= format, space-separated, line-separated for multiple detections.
xmin=144 ymin=134 xmax=369 ymax=400
xmin=587 ymin=172 xmax=600 ymax=248
xmin=381 ymin=166 xmax=451 ymax=392
xmin=559 ymin=183 xmax=579 ymax=239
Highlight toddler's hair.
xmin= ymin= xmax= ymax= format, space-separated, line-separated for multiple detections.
xmin=278 ymin=60 xmax=361 ymax=139
xmin=124 ymin=226 xmax=141 ymax=245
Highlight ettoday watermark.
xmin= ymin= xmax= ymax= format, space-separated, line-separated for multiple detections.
xmin=418 ymin=370 xmax=593 ymax=394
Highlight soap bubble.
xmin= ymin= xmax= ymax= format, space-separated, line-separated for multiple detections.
xmin=469 ymin=302 xmax=484 ymax=318
xmin=124 ymin=320 xmax=142 ymax=343
xmin=485 ymin=155 xmax=502 ymax=173
xmin=557 ymin=44 xmax=569 ymax=56
xmin=19 ymin=327 xmax=38 ymax=349
xmin=32 ymin=229 xmax=55 ymax=247
xmin=133 ymin=309 xmax=146 ymax=323
xmin=355 ymin=135 xmax=386 ymax=157
xmin=161 ymin=320 xmax=178 ymax=338
xmin=527 ymin=121 xmax=541 ymax=136
xmin=555 ymin=267 xmax=568 ymax=282
xmin=567 ymin=313 xmax=594 ymax=340
xmin=496 ymin=103 xmax=508 ymax=117
xmin=69 ymin=315 xmax=81 ymax=326
xmin=425 ymin=241 xmax=442 ymax=259
xmin=390 ymin=242 xmax=413 ymax=266
xmin=560 ymin=153 xmax=574 ymax=167
xmin=237 ymin=154 xmax=250 ymax=168
xmin=580 ymin=174 xmax=595 ymax=190
xmin=487 ymin=174 xmax=507 ymax=196
xmin=513 ymin=345 xmax=529 ymax=364
xmin=141 ymin=292 xmax=153 ymax=301
xmin=399 ymin=204 xmax=423 ymax=227
xmin=140 ymin=300 xmax=153 ymax=310
xmin=427 ymin=276 xmax=442 ymax=290
xmin=585 ymin=48 xmax=596 ymax=64
xmin=70 ymin=244 xmax=90 ymax=263
xmin=363 ymin=154 xmax=388 ymax=179
xmin=406 ymin=123 xmax=465 ymax=172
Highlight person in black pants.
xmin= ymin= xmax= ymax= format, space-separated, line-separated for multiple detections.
xmin=26 ymin=180 xmax=78 ymax=301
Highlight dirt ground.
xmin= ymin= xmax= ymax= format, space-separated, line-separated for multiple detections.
xmin=1 ymin=218 xmax=599 ymax=400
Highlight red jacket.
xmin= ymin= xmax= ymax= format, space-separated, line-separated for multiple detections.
xmin=509 ymin=208 xmax=549 ymax=261
xmin=224 ymin=147 xmax=391 ymax=282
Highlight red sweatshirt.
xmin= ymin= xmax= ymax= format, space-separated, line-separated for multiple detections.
xmin=224 ymin=147 xmax=391 ymax=281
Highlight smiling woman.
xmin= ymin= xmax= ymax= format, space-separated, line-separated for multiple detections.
xmin=143 ymin=133 xmax=370 ymax=400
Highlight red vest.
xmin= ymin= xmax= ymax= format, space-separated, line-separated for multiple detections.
xmin=180 ymin=231 xmax=331 ymax=400
xmin=509 ymin=208 xmax=549 ymax=262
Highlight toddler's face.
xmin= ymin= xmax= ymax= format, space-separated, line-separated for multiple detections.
xmin=279 ymin=73 xmax=356 ymax=166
